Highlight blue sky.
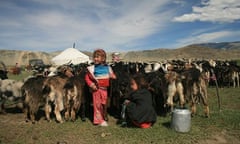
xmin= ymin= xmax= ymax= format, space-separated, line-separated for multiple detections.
xmin=0 ymin=0 xmax=239 ymax=52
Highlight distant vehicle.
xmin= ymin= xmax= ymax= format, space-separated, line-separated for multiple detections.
xmin=29 ymin=59 xmax=44 ymax=66
xmin=0 ymin=61 xmax=8 ymax=79
xmin=28 ymin=59 xmax=50 ymax=73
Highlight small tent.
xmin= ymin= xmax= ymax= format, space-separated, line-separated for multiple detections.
xmin=51 ymin=48 xmax=90 ymax=65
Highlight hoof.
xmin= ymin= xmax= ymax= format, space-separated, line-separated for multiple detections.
xmin=205 ymin=115 xmax=210 ymax=118
xmin=104 ymin=117 xmax=108 ymax=121
xmin=46 ymin=119 xmax=51 ymax=122
xmin=81 ymin=117 xmax=86 ymax=122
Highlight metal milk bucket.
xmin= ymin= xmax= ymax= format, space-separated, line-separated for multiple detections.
xmin=171 ymin=108 xmax=191 ymax=132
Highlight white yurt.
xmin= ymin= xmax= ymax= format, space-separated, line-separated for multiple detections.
xmin=51 ymin=48 xmax=90 ymax=65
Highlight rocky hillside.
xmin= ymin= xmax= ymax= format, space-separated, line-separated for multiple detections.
xmin=0 ymin=50 xmax=55 ymax=66
xmin=1 ymin=42 xmax=240 ymax=66
xmin=0 ymin=50 xmax=93 ymax=66
xmin=193 ymin=41 xmax=240 ymax=50
xmin=122 ymin=45 xmax=240 ymax=62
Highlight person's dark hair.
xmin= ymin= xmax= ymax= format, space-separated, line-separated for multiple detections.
xmin=131 ymin=74 xmax=148 ymax=89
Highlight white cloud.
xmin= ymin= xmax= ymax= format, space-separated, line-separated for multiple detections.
xmin=172 ymin=0 xmax=186 ymax=7
xmin=176 ymin=30 xmax=240 ymax=46
xmin=0 ymin=0 xmax=238 ymax=52
xmin=0 ymin=0 xmax=174 ymax=52
xmin=173 ymin=0 xmax=240 ymax=23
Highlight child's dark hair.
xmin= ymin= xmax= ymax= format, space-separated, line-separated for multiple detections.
xmin=131 ymin=74 xmax=148 ymax=89
xmin=93 ymin=49 xmax=106 ymax=63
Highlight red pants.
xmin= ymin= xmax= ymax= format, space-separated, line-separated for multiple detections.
xmin=92 ymin=88 xmax=107 ymax=124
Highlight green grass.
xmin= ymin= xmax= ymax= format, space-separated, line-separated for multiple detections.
xmin=7 ymin=70 xmax=33 ymax=81
xmin=1 ymin=72 xmax=240 ymax=144
xmin=7 ymin=103 xmax=238 ymax=144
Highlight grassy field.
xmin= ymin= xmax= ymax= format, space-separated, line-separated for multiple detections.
xmin=0 ymin=72 xmax=240 ymax=144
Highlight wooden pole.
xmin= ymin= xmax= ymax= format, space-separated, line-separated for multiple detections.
xmin=211 ymin=69 xmax=221 ymax=111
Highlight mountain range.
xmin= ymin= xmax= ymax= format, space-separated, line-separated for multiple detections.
xmin=0 ymin=41 xmax=239 ymax=66
xmin=192 ymin=41 xmax=240 ymax=50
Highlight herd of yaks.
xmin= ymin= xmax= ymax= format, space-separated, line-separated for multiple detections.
xmin=0 ymin=59 xmax=239 ymax=124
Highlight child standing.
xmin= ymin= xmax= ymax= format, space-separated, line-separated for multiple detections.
xmin=85 ymin=49 xmax=116 ymax=126
xmin=123 ymin=74 xmax=157 ymax=128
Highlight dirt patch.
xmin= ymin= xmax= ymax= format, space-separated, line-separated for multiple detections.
xmin=198 ymin=130 xmax=240 ymax=144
